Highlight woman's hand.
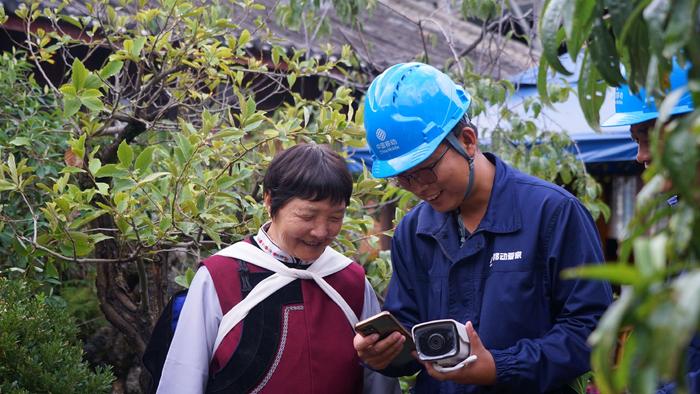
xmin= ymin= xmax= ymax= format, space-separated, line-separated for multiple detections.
xmin=353 ymin=331 xmax=406 ymax=370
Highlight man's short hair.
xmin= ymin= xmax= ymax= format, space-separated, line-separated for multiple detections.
xmin=263 ymin=143 xmax=353 ymax=217
xmin=451 ymin=115 xmax=478 ymax=137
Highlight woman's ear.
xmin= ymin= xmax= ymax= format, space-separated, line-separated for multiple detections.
xmin=263 ymin=193 xmax=272 ymax=217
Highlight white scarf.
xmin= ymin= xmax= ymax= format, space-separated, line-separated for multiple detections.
xmin=211 ymin=241 xmax=359 ymax=358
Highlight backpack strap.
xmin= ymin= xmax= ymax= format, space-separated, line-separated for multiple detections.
xmin=211 ymin=242 xmax=358 ymax=358
xmin=238 ymin=259 xmax=253 ymax=294
xmin=143 ymin=288 xmax=189 ymax=394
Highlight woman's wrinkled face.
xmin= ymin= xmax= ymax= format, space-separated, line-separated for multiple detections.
xmin=266 ymin=196 xmax=346 ymax=261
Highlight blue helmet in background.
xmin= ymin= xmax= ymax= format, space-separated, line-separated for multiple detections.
xmin=364 ymin=62 xmax=471 ymax=178
xmin=602 ymin=61 xmax=694 ymax=127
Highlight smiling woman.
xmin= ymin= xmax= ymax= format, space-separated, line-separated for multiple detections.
xmin=262 ymin=144 xmax=352 ymax=262
xmin=151 ymin=144 xmax=400 ymax=394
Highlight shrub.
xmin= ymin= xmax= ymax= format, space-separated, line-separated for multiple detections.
xmin=0 ymin=277 xmax=114 ymax=393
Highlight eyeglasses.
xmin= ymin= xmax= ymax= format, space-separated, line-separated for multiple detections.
xmin=394 ymin=145 xmax=450 ymax=188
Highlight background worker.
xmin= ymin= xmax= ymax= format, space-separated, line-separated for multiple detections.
xmin=601 ymin=61 xmax=700 ymax=394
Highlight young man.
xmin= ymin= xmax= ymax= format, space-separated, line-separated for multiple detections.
xmin=354 ymin=62 xmax=613 ymax=393
xmin=601 ymin=61 xmax=699 ymax=394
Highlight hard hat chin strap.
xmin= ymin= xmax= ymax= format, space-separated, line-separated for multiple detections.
xmin=444 ymin=133 xmax=475 ymax=201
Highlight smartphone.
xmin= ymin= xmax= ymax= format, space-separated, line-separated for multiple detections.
xmin=355 ymin=311 xmax=416 ymax=368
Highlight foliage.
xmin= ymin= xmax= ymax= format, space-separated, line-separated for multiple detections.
xmin=465 ymin=74 xmax=610 ymax=221
xmin=540 ymin=1 xmax=700 ymax=393
xmin=60 ymin=277 xmax=108 ymax=339
xmin=0 ymin=277 xmax=114 ymax=393
xmin=276 ymin=0 xmax=376 ymax=44
xmin=0 ymin=0 xmax=394 ymax=363
xmin=0 ymin=51 xmax=67 ymax=285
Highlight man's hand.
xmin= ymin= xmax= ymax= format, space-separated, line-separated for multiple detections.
xmin=353 ymin=331 xmax=406 ymax=370
xmin=420 ymin=321 xmax=496 ymax=386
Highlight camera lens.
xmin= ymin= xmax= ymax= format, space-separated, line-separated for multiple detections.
xmin=428 ymin=333 xmax=445 ymax=350
xmin=416 ymin=326 xmax=456 ymax=358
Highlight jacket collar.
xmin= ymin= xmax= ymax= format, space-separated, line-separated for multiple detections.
xmin=416 ymin=153 xmax=522 ymax=237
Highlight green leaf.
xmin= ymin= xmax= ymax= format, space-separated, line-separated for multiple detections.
xmin=59 ymin=231 xmax=94 ymax=257
xmin=642 ymin=0 xmax=671 ymax=58
xmin=71 ymin=58 xmax=88 ymax=90
xmin=63 ymin=94 xmax=82 ymax=117
xmin=203 ymin=226 xmax=222 ymax=248
xmin=134 ymin=146 xmax=157 ymax=173
xmin=539 ymin=0 xmax=572 ymax=75
xmin=174 ymin=267 xmax=196 ymax=288
xmin=633 ymin=235 xmax=667 ymax=278
xmin=117 ymin=140 xmax=134 ymax=167
xmin=90 ymin=233 xmax=113 ymax=245
xmin=561 ymin=263 xmax=642 ymax=286
xmin=95 ymin=182 xmax=110 ymax=195
xmin=79 ymin=95 xmax=104 ymax=112
xmin=88 ymin=158 xmax=102 ymax=175
xmin=84 ymin=74 xmax=103 ymax=90
xmin=9 ymin=136 xmax=31 ymax=146
xmin=69 ymin=134 xmax=87 ymax=158
xmin=271 ymin=46 xmax=282 ymax=65
xmin=45 ymin=260 xmax=59 ymax=279
xmin=212 ymin=128 xmax=246 ymax=140
xmin=59 ymin=15 xmax=82 ymax=28
xmin=663 ymin=0 xmax=693 ymax=57
xmin=69 ymin=209 xmax=107 ymax=229
xmin=604 ymin=0 xmax=635 ymax=39
xmin=136 ymin=172 xmax=170 ymax=187
xmin=238 ymin=29 xmax=251 ymax=48
xmin=94 ymin=164 xmax=130 ymax=178
xmin=566 ymin=0 xmax=595 ymax=58
xmin=82 ymin=88 xmax=103 ymax=99
xmin=159 ymin=216 xmax=172 ymax=232
xmin=99 ymin=60 xmax=124 ymax=79
xmin=131 ymin=36 xmax=147 ymax=58
xmin=175 ymin=134 xmax=193 ymax=158
xmin=537 ymin=56 xmax=552 ymax=106
xmin=662 ymin=119 xmax=697 ymax=197
xmin=0 ymin=179 xmax=15 ymax=192
xmin=589 ymin=289 xmax=634 ymax=393
xmin=588 ymin=16 xmax=625 ymax=86
xmin=577 ymin=49 xmax=605 ymax=130
xmin=671 ymin=270 xmax=700 ymax=329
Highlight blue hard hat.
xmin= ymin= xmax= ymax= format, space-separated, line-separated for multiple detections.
xmin=602 ymin=61 xmax=694 ymax=127
xmin=364 ymin=63 xmax=471 ymax=178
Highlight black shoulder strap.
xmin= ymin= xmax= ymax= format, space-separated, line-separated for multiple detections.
xmin=238 ymin=259 xmax=253 ymax=295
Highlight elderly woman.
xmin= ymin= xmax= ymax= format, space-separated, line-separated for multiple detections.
xmin=155 ymin=144 xmax=399 ymax=394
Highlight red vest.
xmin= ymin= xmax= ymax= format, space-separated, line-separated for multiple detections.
xmin=201 ymin=252 xmax=366 ymax=394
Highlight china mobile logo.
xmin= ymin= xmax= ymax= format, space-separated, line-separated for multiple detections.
xmin=375 ymin=128 xmax=387 ymax=141
xmin=489 ymin=251 xmax=523 ymax=267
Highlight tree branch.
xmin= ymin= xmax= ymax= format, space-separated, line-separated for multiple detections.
xmin=19 ymin=236 xmax=139 ymax=264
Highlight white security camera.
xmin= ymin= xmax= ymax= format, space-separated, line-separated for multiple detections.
xmin=412 ymin=319 xmax=477 ymax=372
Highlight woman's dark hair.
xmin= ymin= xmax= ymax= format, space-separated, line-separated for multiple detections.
xmin=263 ymin=143 xmax=353 ymax=217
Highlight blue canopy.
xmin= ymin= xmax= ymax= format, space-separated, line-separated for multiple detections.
xmin=476 ymin=54 xmax=639 ymax=170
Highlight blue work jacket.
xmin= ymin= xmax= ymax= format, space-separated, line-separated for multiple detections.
xmin=383 ymin=153 xmax=613 ymax=394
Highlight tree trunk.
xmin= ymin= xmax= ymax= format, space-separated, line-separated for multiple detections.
xmin=92 ymin=217 xmax=170 ymax=393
